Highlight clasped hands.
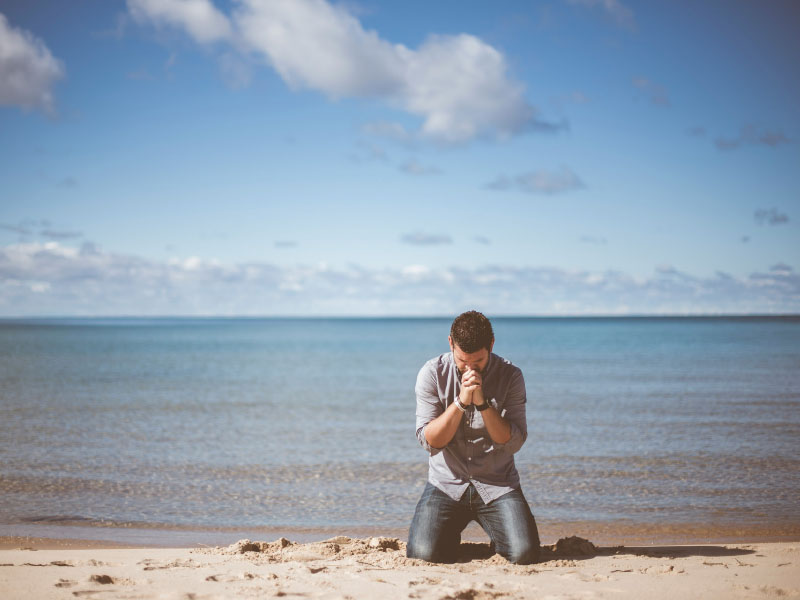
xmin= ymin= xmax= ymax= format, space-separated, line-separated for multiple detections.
xmin=459 ymin=367 xmax=485 ymax=407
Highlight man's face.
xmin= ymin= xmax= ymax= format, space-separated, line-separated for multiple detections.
xmin=449 ymin=336 xmax=493 ymax=375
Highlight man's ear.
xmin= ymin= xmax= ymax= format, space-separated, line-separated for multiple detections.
xmin=489 ymin=338 xmax=495 ymax=353
xmin=448 ymin=335 xmax=453 ymax=351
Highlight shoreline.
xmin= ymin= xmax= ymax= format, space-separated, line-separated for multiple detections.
xmin=4 ymin=523 xmax=800 ymax=552
xmin=3 ymin=520 xmax=799 ymax=551
xmin=1 ymin=536 xmax=797 ymax=599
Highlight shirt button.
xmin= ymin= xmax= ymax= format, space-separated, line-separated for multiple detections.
xmin=468 ymin=457 xmax=472 ymax=461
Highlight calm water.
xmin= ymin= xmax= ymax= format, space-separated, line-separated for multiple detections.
xmin=1 ymin=317 xmax=799 ymax=545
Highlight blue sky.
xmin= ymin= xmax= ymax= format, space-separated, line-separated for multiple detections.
xmin=1 ymin=0 xmax=798 ymax=315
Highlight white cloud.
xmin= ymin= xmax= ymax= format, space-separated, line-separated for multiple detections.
xmin=234 ymin=0 xmax=402 ymax=97
xmin=0 ymin=242 xmax=798 ymax=316
xmin=0 ymin=12 xmax=64 ymax=114
xmin=399 ymin=33 xmax=533 ymax=142
xmin=128 ymin=0 xmax=541 ymax=144
xmin=127 ymin=0 xmax=232 ymax=43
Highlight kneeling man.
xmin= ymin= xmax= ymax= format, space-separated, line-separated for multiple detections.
xmin=407 ymin=310 xmax=540 ymax=564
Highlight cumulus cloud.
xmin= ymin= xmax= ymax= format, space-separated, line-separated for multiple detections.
xmin=400 ymin=159 xmax=441 ymax=176
xmin=566 ymin=0 xmax=636 ymax=30
xmin=127 ymin=0 xmax=232 ymax=43
xmin=754 ymin=208 xmax=789 ymax=226
xmin=1 ymin=242 xmax=797 ymax=316
xmin=632 ymin=76 xmax=669 ymax=106
xmin=486 ymin=167 xmax=584 ymax=195
xmin=128 ymin=0 xmax=548 ymax=144
xmin=715 ymin=125 xmax=790 ymax=151
xmin=400 ymin=233 xmax=452 ymax=246
xmin=0 ymin=12 xmax=65 ymax=114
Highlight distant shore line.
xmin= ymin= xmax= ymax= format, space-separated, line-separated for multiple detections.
xmin=2 ymin=314 xmax=799 ymax=322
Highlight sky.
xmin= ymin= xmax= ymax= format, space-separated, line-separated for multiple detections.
xmin=1 ymin=0 xmax=798 ymax=316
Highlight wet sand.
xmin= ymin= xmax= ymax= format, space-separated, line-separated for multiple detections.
xmin=1 ymin=535 xmax=798 ymax=599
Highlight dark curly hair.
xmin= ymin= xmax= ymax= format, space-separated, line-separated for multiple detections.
xmin=450 ymin=310 xmax=494 ymax=353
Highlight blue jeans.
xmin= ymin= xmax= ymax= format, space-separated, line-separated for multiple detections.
xmin=407 ymin=482 xmax=541 ymax=564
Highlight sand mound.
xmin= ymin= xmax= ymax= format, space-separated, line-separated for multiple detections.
xmin=543 ymin=535 xmax=597 ymax=557
xmin=212 ymin=535 xmax=596 ymax=565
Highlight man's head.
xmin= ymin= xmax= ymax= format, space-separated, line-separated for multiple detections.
xmin=448 ymin=310 xmax=494 ymax=374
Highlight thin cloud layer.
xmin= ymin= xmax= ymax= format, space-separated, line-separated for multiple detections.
xmin=400 ymin=159 xmax=442 ymax=176
xmin=632 ymin=76 xmax=669 ymax=106
xmin=566 ymin=0 xmax=636 ymax=30
xmin=754 ymin=208 xmax=789 ymax=226
xmin=1 ymin=242 xmax=797 ymax=316
xmin=0 ymin=12 xmax=64 ymax=114
xmin=486 ymin=167 xmax=584 ymax=195
xmin=128 ymin=0 xmax=541 ymax=143
xmin=400 ymin=233 xmax=452 ymax=246
xmin=715 ymin=125 xmax=790 ymax=151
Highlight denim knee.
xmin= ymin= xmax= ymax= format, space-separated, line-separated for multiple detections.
xmin=406 ymin=539 xmax=438 ymax=562
xmin=503 ymin=540 xmax=540 ymax=565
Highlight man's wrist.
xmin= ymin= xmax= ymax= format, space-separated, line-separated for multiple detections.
xmin=454 ymin=397 xmax=468 ymax=412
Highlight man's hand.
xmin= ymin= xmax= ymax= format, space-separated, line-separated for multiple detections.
xmin=460 ymin=368 xmax=484 ymax=406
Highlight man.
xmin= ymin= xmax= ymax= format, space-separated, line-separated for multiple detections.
xmin=406 ymin=310 xmax=540 ymax=564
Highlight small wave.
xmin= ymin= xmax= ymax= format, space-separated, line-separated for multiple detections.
xmin=20 ymin=515 xmax=94 ymax=523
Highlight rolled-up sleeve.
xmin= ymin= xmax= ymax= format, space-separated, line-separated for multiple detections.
xmin=491 ymin=368 xmax=528 ymax=455
xmin=415 ymin=361 xmax=443 ymax=455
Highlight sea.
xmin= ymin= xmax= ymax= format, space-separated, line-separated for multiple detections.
xmin=1 ymin=317 xmax=798 ymax=547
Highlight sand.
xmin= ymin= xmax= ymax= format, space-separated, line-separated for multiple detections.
xmin=1 ymin=535 xmax=798 ymax=599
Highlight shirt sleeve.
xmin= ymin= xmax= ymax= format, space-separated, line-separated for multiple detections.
xmin=491 ymin=367 xmax=527 ymax=454
xmin=415 ymin=361 xmax=444 ymax=455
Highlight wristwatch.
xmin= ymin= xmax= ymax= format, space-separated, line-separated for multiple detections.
xmin=475 ymin=401 xmax=490 ymax=412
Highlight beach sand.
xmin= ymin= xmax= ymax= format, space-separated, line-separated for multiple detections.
xmin=1 ymin=535 xmax=798 ymax=599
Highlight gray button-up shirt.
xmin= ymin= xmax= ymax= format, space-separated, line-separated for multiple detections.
xmin=415 ymin=351 xmax=528 ymax=504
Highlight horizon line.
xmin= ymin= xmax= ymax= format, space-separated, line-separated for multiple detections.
xmin=1 ymin=313 xmax=799 ymax=320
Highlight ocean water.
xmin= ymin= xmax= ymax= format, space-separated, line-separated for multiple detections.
xmin=0 ymin=317 xmax=798 ymax=545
